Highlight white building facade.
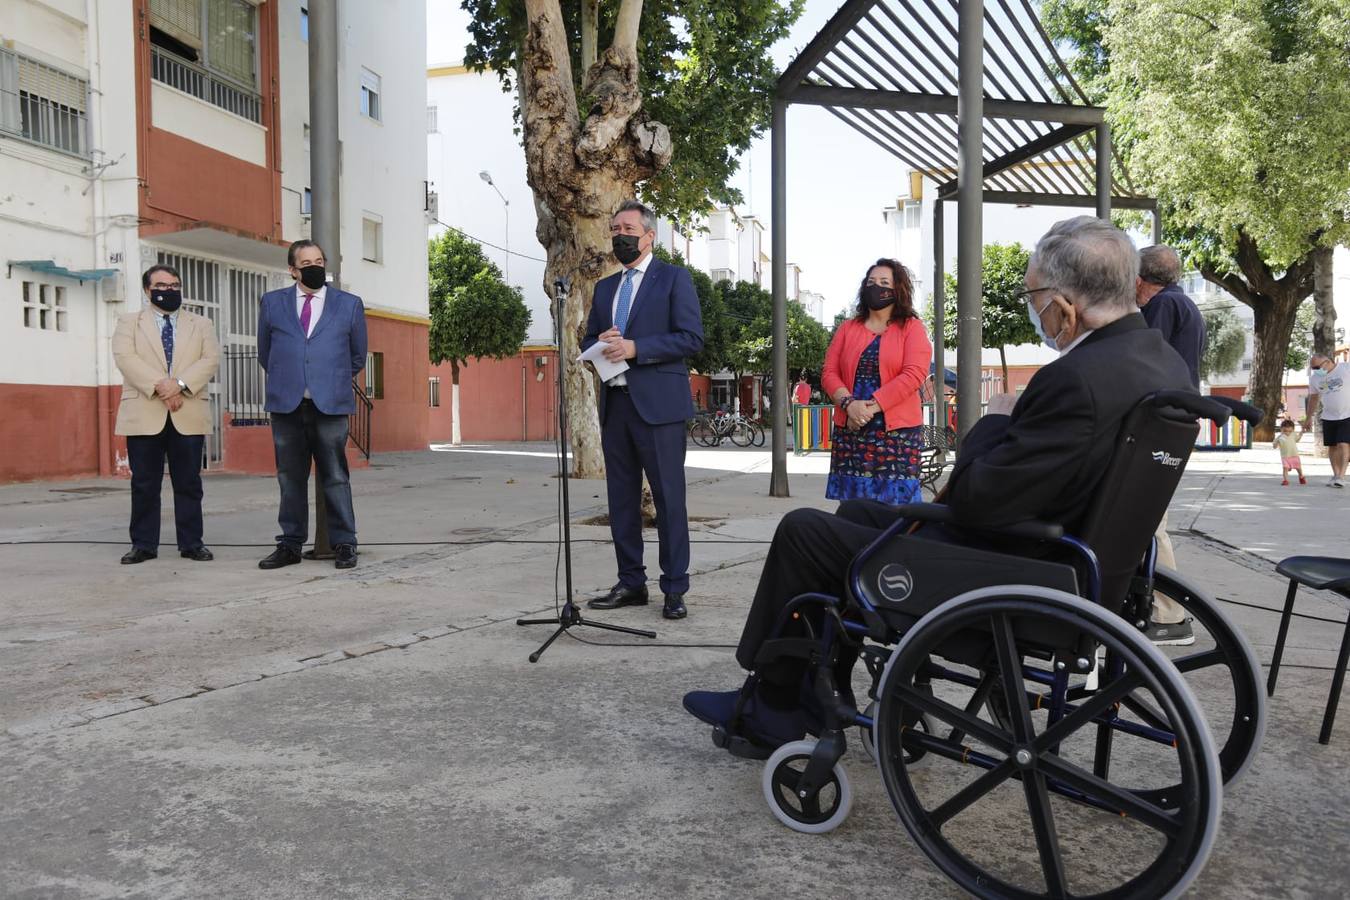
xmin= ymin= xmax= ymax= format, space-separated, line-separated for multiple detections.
xmin=0 ymin=0 xmax=428 ymax=482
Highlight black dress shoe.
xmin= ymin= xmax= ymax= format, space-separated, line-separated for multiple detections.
xmin=587 ymin=584 xmax=649 ymax=610
xmin=120 ymin=548 xmax=157 ymax=565
xmin=258 ymin=545 xmax=303 ymax=570
xmin=180 ymin=546 xmax=214 ymax=561
xmin=663 ymin=593 xmax=688 ymax=619
xmin=334 ymin=544 xmax=358 ymax=569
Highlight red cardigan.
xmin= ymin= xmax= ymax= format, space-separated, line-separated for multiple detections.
xmin=821 ymin=317 xmax=933 ymax=431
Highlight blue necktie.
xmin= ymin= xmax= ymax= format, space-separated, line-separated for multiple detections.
xmin=160 ymin=316 xmax=174 ymax=371
xmin=614 ymin=268 xmax=637 ymax=334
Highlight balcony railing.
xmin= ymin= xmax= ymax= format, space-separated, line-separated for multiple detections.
xmin=151 ymin=47 xmax=261 ymax=124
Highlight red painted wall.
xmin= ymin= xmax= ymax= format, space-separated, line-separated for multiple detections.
xmin=0 ymin=384 xmax=101 ymax=482
xmin=430 ymin=349 xmax=559 ymax=443
xmin=689 ymin=374 xmax=712 ymax=410
xmin=365 ymin=316 xmax=431 ymax=453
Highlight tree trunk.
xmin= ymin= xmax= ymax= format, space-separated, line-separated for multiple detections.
xmin=998 ymin=346 xmax=1009 ymax=391
xmin=520 ymin=0 xmax=671 ymax=479
xmin=580 ymin=0 xmax=599 ymax=72
xmin=1199 ymin=228 xmax=1315 ymax=442
xmin=450 ymin=359 xmax=462 ymax=446
xmin=1311 ymin=245 xmax=1336 ymax=456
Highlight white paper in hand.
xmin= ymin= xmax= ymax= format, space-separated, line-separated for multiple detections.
xmin=579 ymin=340 xmax=630 ymax=383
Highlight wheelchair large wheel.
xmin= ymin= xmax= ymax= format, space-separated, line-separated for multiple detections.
xmin=875 ymin=586 xmax=1222 ymax=900
xmin=1148 ymin=566 xmax=1265 ymax=788
xmin=762 ymin=739 xmax=853 ymax=834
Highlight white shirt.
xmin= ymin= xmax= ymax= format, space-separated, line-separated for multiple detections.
xmin=1059 ymin=329 xmax=1095 ymax=356
xmin=296 ymin=284 xmax=327 ymax=338
xmin=607 ymin=251 xmax=652 ymax=386
xmin=1311 ymin=362 xmax=1350 ymax=421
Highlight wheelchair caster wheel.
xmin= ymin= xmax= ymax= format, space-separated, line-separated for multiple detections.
xmin=762 ymin=739 xmax=852 ymax=834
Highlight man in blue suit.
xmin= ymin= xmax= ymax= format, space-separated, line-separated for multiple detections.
xmin=256 ymin=240 xmax=368 ymax=570
xmin=581 ymin=200 xmax=704 ymax=620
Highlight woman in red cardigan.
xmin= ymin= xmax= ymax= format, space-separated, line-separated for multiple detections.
xmin=821 ymin=258 xmax=933 ymax=502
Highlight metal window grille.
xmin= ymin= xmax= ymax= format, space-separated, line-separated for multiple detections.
xmin=151 ymin=46 xmax=261 ymax=123
xmin=0 ymin=51 xmax=88 ymax=156
xmin=365 ymin=352 xmax=384 ymax=399
xmin=427 ymin=104 xmax=438 ymax=133
xmin=429 ymin=377 xmax=441 ymax=408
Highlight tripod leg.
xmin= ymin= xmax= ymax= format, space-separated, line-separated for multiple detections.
xmin=528 ymin=623 xmax=569 ymax=664
xmin=579 ymin=618 xmax=657 ymax=639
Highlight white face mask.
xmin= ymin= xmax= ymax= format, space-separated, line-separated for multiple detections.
xmin=1027 ymin=297 xmax=1066 ymax=351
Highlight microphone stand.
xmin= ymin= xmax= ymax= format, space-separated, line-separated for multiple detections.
xmin=517 ymin=276 xmax=657 ymax=663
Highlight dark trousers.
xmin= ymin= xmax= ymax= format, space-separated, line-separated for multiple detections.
xmin=270 ymin=399 xmax=356 ymax=548
xmin=601 ymin=388 xmax=690 ymax=594
xmin=735 ymin=500 xmax=914 ymax=672
xmin=127 ymin=418 xmax=205 ymax=552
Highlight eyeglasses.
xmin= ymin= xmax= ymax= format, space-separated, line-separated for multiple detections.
xmin=1015 ymin=287 xmax=1056 ymax=304
xmin=150 ymin=282 xmax=182 ymax=290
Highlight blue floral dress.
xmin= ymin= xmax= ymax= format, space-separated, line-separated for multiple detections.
xmin=826 ymin=335 xmax=924 ymax=503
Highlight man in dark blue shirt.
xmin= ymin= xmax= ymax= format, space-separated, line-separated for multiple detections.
xmin=1136 ymin=245 xmax=1206 ymax=389
xmin=1135 ymin=244 xmax=1207 ymax=644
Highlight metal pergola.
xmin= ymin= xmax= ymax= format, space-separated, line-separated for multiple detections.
xmin=767 ymin=0 xmax=1156 ymax=497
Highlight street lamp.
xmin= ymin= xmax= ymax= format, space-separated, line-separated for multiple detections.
xmin=479 ymin=170 xmax=509 ymax=284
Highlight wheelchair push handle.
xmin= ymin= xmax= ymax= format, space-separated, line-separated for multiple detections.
xmin=892 ymin=502 xmax=1065 ymax=542
xmin=1147 ymin=390 xmax=1234 ymax=424
xmin=1205 ymin=395 xmax=1263 ymax=426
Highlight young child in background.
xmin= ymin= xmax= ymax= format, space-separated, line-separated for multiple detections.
xmin=1273 ymin=419 xmax=1306 ymax=486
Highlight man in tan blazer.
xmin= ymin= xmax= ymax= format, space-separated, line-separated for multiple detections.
xmin=112 ymin=264 xmax=221 ymax=564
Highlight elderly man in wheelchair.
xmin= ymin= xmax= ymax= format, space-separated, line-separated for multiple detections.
xmin=684 ymin=216 xmax=1264 ymax=900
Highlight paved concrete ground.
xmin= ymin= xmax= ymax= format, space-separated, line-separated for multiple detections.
xmin=1 ymin=443 xmax=1347 ymax=898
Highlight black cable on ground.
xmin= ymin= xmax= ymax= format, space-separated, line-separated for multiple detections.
xmin=0 ymin=538 xmax=771 ymax=547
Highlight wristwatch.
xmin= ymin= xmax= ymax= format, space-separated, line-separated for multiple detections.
xmin=176 ymin=378 xmax=192 ymax=398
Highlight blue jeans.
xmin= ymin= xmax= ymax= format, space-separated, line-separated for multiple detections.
xmin=270 ymin=400 xmax=356 ymax=548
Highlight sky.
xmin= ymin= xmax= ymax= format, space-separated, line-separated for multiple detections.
xmin=425 ymin=0 xmax=908 ymax=323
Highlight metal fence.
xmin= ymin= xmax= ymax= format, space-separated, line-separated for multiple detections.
xmin=151 ymin=47 xmax=261 ymax=124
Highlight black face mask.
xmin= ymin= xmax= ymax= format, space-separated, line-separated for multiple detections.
xmin=297 ymin=264 xmax=327 ymax=290
xmin=150 ymin=288 xmax=182 ymax=313
xmin=862 ymin=284 xmax=896 ymax=311
xmin=612 ymin=234 xmax=642 ymax=266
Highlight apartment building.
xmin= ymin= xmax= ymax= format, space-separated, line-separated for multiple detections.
xmin=0 ymin=0 xmax=428 ymax=482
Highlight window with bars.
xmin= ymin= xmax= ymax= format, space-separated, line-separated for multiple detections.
xmin=428 ymin=377 xmax=441 ymax=408
xmin=149 ymin=0 xmax=261 ymax=120
xmin=21 ymin=282 xmax=68 ymax=332
xmin=902 ymin=200 xmax=921 ymax=230
xmin=0 ymin=49 xmax=89 ymax=157
xmin=365 ymin=352 xmax=385 ymax=399
xmin=360 ymin=68 xmax=381 ymax=121
xmin=427 ymin=104 xmax=438 ymax=133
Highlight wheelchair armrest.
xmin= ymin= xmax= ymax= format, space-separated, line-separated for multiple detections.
xmin=893 ymin=503 xmax=1064 ymax=542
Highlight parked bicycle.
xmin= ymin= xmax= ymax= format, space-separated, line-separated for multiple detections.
xmin=687 ymin=409 xmax=765 ymax=447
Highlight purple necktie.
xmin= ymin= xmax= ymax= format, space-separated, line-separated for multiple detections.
xmin=300 ymin=294 xmax=313 ymax=336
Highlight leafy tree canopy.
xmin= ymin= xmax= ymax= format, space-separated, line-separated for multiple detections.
xmin=461 ymin=0 xmax=803 ymax=227
xmin=428 ymin=231 xmax=531 ymax=369
xmin=1198 ymin=303 xmax=1248 ymax=382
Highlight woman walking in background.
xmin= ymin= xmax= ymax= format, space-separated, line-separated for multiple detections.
xmin=821 ymin=258 xmax=932 ymax=502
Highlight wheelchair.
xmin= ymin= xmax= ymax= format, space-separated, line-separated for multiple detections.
xmin=709 ymin=392 xmax=1264 ymax=899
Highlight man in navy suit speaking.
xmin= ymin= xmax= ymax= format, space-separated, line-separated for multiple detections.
xmin=581 ymin=201 xmax=704 ymax=620
xmin=256 ymin=240 xmax=368 ymax=571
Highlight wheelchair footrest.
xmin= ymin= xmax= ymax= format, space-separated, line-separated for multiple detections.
xmin=711 ymin=724 xmax=774 ymax=761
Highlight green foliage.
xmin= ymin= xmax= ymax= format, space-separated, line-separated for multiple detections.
xmin=460 ymin=0 xmax=803 ymax=227
xmin=1198 ymin=304 xmax=1248 ymax=381
xmin=726 ymin=300 xmax=828 ymax=376
xmin=428 ymin=231 xmax=531 ymax=371
xmin=1286 ymin=298 xmax=1346 ymax=370
xmin=1068 ymin=0 xmax=1350 ymax=268
xmin=651 ymin=244 xmax=730 ymax=373
xmin=929 ymin=243 xmax=1036 ymax=353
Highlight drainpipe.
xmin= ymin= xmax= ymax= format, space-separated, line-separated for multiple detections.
xmin=87 ymin=0 xmax=111 ymax=477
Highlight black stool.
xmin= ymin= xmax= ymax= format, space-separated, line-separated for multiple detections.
xmin=1268 ymin=556 xmax=1350 ymax=744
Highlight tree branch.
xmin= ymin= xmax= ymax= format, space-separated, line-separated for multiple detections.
xmin=612 ymin=0 xmax=643 ymax=58
xmin=581 ymin=0 xmax=600 ymax=72
xmin=521 ymin=0 xmax=580 ymax=202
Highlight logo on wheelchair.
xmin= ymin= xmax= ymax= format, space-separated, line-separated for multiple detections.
xmin=1151 ymin=449 xmax=1184 ymax=468
xmin=877 ymin=563 xmax=915 ymax=603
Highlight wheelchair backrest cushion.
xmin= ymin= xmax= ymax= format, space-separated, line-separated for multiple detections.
xmin=1078 ymin=400 xmax=1199 ymax=613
